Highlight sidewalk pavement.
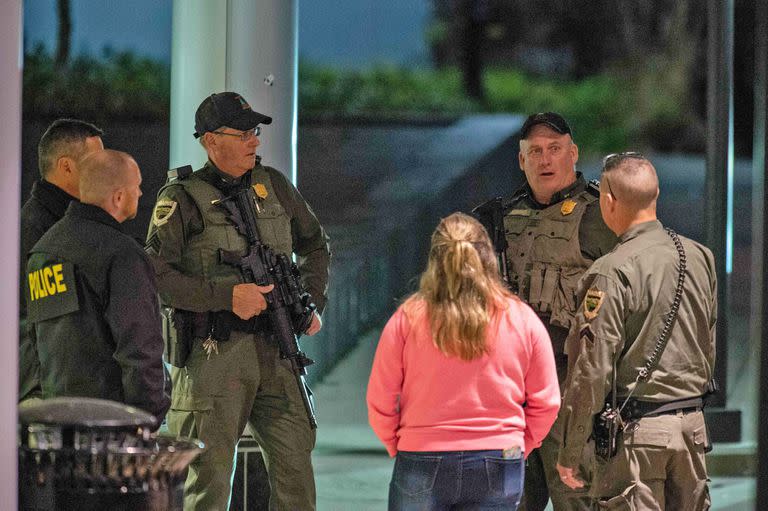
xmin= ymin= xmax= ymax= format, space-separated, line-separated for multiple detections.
xmin=310 ymin=329 xmax=756 ymax=511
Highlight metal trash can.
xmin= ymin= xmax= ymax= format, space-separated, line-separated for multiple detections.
xmin=19 ymin=397 xmax=204 ymax=511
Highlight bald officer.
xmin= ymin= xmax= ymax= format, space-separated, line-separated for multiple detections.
xmin=556 ymin=153 xmax=716 ymax=510
xmin=26 ymin=149 xmax=170 ymax=422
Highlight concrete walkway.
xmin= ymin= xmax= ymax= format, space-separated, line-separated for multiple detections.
xmin=310 ymin=329 xmax=756 ymax=511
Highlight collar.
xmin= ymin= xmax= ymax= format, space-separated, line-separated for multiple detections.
xmin=520 ymin=172 xmax=586 ymax=208
xmin=66 ymin=201 xmax=124 ymax=232
xmin=199 ymin=160 xmax=253 ymax=192
xmin=32 ymin=179 xmax=78 ymax=219
xmin=619 ymin=219 xmax=663 ymax=244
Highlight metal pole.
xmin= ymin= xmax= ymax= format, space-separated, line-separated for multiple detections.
xmin=705 ymin=0 xmax=733 ymax=410
xmin=755 ymin=0 xmax=768 ymax=502
xmin=0 ymin=0 xmax=22 ymax=508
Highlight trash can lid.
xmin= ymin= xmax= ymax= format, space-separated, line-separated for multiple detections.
xmin=19 ymin=397 xmax=157 ymax=429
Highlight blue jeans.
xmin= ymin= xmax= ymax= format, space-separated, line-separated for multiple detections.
xmin=389 ymin=449 xmax=524 ymax=510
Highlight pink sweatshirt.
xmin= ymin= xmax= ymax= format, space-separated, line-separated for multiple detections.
xmin=367 ymin=297 xmax=560 ymax=458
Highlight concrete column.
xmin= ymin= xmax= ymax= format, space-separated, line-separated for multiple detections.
xmin=169 ymin=0 xmax=298 ymax=182
xmin=705 ymin=0 xmax=733 ymax=412
xmin=0 ymin=0 xmax=22 ymax=507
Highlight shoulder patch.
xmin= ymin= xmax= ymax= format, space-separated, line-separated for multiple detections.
xmin=27 ymin=261 xmax=80 ymax=323
xmin=152 ymin=199 xmax=178 ymax=227
xmin=583 ymin=288 xmax=605 ymax=320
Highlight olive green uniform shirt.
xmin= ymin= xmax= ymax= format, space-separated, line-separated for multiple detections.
xmin=558 ymin=220 xmax=717 ymax=468
xmin=146 ymin=160 xmax=330 ymax=315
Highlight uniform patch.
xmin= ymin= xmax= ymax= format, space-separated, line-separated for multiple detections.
xmin=26 ymin=261 xmax=79 ymax=323
xmin=561 ymin=199 xmax=577 ymax=216
xmin=152 ymin=199 xmax=178 ymax=227
xmin=579 ymin=323 xmax=595 ymax=345
xmin=253 ymin=183 xmax=269 ymax=199
xmin=508 ymin=209 xmax=531 ymax=217
xmin=583 ymin=288 xmax=605 ymax=320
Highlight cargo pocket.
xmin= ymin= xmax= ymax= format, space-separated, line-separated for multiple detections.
xmin=596 ymin=483 xmax=638 ymax=510
xmin=551 ymin=266 xmax=582 ymax=331
xmin=691 ymin=479 xmax=711 ymax=511
xmin=624 ymin=426 xmax=671 ymax=448
xmin=391 ymin=453 xmax=442 ymax=497
xmin=255 ymin=200 xmax=292 ymax=255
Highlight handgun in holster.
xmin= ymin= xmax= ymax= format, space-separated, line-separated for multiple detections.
xmin=162 ymin=307 xmax=193 ymax=368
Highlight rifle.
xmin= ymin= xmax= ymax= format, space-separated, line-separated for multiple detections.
xmin=213 ymin=187 xmax=318 ymax=429
xmin=471 ymin=197 xmax=510 ymax=284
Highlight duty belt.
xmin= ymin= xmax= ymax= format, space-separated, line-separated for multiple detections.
xmin=190 ymin=310 xmax=267 ymax=338
xmin=621 ymin=396 xmax=704 ymax=421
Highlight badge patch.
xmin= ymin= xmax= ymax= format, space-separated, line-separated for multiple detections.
xmin=583 ymin=288 xmax=605 ymax=320
xmin=561 ymin=199 xmax=577 ymax=216
xmin=253 ymin=183 xmax=269 ymax=199
xmin=152 ymin=199 xmax=178 ymax=227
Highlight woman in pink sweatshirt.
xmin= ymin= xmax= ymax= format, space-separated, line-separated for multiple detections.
xmin=367 ymin=212 xmax=560 ymax=510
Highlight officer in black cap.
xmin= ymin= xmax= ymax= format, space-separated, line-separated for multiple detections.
xmin=146 ymin=92 xmax=330 ymax=510
xmin=475 ymin=112 xmax=617 ymax=511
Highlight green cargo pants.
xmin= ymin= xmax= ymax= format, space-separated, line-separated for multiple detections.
xmin=167 ymin=330 xmax=316 ymax=511
xmin=590 ymin=410 xmax=710 ymax=510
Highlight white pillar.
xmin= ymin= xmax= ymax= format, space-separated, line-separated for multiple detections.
xmin=170 ymin=0 xmax=298 ymax=182
xmin=0 ymin=0 xmax=22 ymax=507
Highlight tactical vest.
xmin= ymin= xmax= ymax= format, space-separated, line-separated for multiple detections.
xmin=504 ymin=190 xmax=595 ymax=331
xmin=169 ymin=166 xmax=294 ymax=280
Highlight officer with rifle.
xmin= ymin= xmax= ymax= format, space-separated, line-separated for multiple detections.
xmin=146 ymin=92 xmax=331 ymax=511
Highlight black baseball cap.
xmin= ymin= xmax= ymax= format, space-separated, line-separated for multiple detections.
xmin=520 ymin=112 xmax=572 ymax=139
xmin=194 ymin=92 xmax=272 ymax=138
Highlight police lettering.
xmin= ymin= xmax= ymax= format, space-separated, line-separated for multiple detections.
xmin=28 ymin=264 xmax=68 ymax=301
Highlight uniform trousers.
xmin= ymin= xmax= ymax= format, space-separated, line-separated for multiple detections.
xmin=167 ymin=330 xmax=316 ymax=511
xmin=590 ymin=410 xmax=710 ymax=510
xmin=519 ymin=429 xmax=593 ymax=511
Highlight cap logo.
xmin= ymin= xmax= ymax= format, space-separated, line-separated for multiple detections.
xmin=236 ymin=95 xmax=251 ymax=110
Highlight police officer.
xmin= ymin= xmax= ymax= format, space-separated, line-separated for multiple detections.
xmin=26 ymin=149 xmax=170 ymax=422
xmin=146 ymin=92 xmax=330 ymax=510
xmin=556 ymin=153 xmax=716 ymax=510
xmin=483 ymin=112 xmax=617 ymax=511
xmin=19 ymin=119 xmax=104 ymax=402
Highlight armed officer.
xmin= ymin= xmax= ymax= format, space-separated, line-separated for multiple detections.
xmin=556 ymin=152 xmax=716 ymax=510
xmin=26 ymin=149 xmax=170 ymax=422
xmin=475 ymin=112 xmax=617 ymax=511
xmin=146 ymin=91 xmax=330 ymax=510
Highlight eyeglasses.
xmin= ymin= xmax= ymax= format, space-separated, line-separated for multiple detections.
xmin=601 ymin=151 xmax=644 ymax=171
xmin=602 ymin=174 xmax=619 ymax=201
xmin=213 ymin=126 xmax=261 ymax=141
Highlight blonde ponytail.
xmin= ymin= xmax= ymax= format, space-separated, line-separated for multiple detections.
xmin=415 ymin=212 xmax=514 ymax=361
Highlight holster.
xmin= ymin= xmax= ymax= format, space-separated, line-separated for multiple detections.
xmin=162 ymin=307 xmax=193 ymax=368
